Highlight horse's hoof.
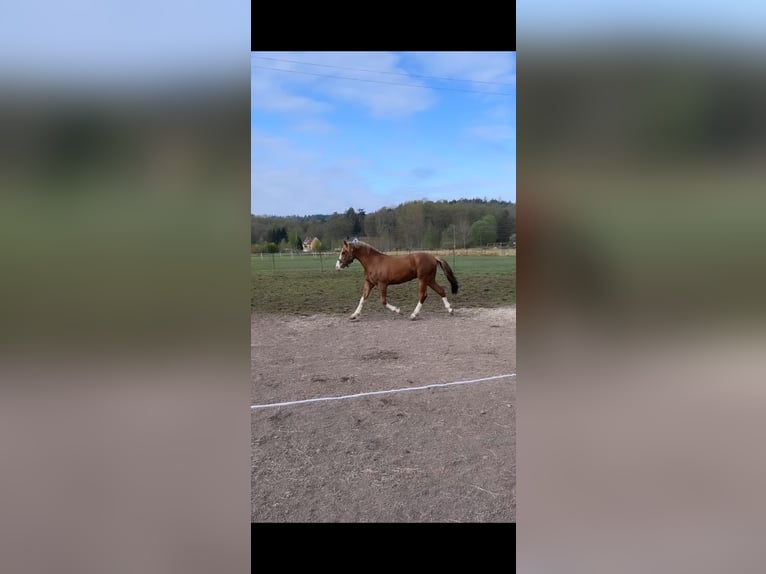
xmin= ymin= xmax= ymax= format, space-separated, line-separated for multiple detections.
xmin=395 ymin=308 xmax=401 ymax=314
xmin=409 ymin=315 xmax=417 ymax=321
xmin=349 ymin=315 xmax=359 ymax=321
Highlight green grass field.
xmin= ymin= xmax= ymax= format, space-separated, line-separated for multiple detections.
xmin=251 ymin=253 xmax=515 ymax=315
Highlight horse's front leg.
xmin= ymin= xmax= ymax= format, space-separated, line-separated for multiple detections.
xmin=350 ymin=280 xmax=374 ymax=320
xmin=379 ymin=283 xmax=400 ymax=315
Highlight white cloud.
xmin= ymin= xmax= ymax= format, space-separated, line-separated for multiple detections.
xmin=251 ymin=129 xmax=318 ymax=165
xmin=487 ymin=104 xmax=515 ymax=121
xmin=406 ymin=51 xmax=516 ymax=92
xmin=251 ymin=129 xmax=381 ymax=216
xmin=251 ymin=51 xmax=436 ymax=119
xmin=292 ymin=118 xmax=336 ymax=135
xmin=250 ymin=64 xmax=330 ymax=114
xmin=467 ymin=124 xmax=516 ymax=142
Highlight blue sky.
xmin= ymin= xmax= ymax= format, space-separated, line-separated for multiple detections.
xmin=517 ymin=1 xmax=766 ymax=44
xmin=251 ymin=52 xmax=516 ymax=216
xmin=1 ymin=1 xmax=248 ymax=86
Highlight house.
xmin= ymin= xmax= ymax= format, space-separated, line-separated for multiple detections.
xmin=302 ymin=237 xmax=320 ymax=251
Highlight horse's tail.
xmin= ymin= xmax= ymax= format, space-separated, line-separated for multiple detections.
xmin=435 ymin=257 xmax=459 ymax=294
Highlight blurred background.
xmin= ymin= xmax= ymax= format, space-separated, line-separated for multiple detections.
xmin=518 ymin=2 xmax=766 ymax=573
xmin=0 ymin=2 xmax=250 ymax=572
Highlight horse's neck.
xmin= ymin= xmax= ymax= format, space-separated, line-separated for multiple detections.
xmin=355 ymin=246 xmax=384 ymax=267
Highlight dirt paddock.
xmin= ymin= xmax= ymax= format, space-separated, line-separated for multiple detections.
xmin=251 ymin=306 xmax=516 ymax=522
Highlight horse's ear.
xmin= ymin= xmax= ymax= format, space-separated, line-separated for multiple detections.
xmin=343 ymin=239 xmax=348 ymax=247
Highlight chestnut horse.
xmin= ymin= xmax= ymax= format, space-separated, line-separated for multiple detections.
xmin=335 ymin=239 xmax=459 ymax=320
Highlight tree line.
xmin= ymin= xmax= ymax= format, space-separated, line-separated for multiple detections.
xmin=251 ymin=198 xmax=515 ymax=253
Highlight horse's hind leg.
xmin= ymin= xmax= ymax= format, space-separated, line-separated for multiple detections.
xmin=379 ymin=283 xmax=400 ymax=315
xmin=350 ymin=280 xmax=374 ymax=320
xmin=429 ymin=279 xmax=454 ymax=315
xmin=410 ymin=279 xmax=428 ymax=320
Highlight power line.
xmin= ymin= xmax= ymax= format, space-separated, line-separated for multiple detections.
xmin=253 ymin=55 xmax=516 ymax=87
xmin=252 ymin=65 xmax=515 ymax=96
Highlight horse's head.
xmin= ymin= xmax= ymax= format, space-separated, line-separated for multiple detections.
xmin=336 ymin=240 xmax=356 ymax=270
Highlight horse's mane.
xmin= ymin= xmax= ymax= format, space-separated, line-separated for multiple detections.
xmin=349 ymin=239 xmax=383 ymax=256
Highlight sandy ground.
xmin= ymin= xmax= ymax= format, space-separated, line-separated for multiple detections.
xmin=251 ymin=306 xmax=516 ymax=522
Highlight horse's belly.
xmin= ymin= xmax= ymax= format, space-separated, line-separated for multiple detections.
xmin=368 ymin=257 xmax=419 ymax=285
xmin=387 ymin=270 xmax=417 ymax=285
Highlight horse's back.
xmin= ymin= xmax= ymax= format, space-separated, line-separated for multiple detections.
xmin=374 ymin=252 xmax=435 ymax=284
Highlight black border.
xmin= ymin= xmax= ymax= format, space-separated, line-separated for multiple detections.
xmin=251 ymin=521 xmax=517 ymax=564
xmin=251 ymin=5 xmax=516 ymax=52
